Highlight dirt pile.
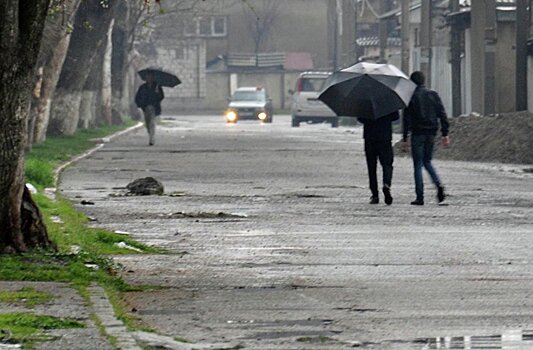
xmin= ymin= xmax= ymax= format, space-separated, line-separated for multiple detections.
xmin=396 ymin=111 xmax=533 ymax=165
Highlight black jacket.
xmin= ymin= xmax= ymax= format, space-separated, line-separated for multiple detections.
xmin=403 ymin=85 xmax=449 ymax=141
xmin=357 ymin=111 xmax=399 ymax=141
xmin=135 ymin=83 xmax=164 ymax=116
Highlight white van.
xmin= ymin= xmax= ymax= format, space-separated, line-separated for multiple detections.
xmin=290 ymin=72 xmax=337 ymax=127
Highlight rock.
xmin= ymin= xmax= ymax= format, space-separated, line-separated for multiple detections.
xmin=126 ymin=177 xmax=164 ymax=195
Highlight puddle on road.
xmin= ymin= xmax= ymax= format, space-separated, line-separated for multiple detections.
xmin=168 ymin=211 xmax=248 ymax=219
xmin=368 ymin=329 xmax=533 ymax=349
xmin=282 ymin=193 xmax=326 ymax=199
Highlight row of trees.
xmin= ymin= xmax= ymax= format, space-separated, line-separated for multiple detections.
xmin=0 ymin=0 xmax=202 ymax=253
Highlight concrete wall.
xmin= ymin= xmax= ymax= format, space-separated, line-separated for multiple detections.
xmin=496 ymin=21 xmax=517 ymax=113
xmin=431 ymin=46 xmax=453 ymax=116
xmin=206 ymin=71 xmax=301 ymax=111
xmin=141 ymin=40 xmax=207 ymax=112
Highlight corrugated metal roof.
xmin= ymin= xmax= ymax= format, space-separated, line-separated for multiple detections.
xmin=356 ymin=36 xmax=402 ymax=47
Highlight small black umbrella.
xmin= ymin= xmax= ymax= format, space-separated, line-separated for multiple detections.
xmin=138 ymin=68 xmax=181 ymax=87
xmin=318 ymin=62 xmax=416 ymax=120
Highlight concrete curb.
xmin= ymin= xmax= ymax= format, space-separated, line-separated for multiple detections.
xmin=45 ymin=122 xmax=144 ymax=349
xmin=88 ymin=285 xmax=141 ymax=350
xmin=49 ymin=122 xmax=144 ymax=195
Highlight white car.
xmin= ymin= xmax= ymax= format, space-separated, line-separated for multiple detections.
xmin=290 ymin=72 xmax=338 ymax=127
xmin=224 ymin=87 xmax=273 ymax=124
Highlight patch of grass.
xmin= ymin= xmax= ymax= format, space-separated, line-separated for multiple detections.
xmin=524 ymin=168 xmax=533 ymax=173
xmin=25 ymin=119 xmax=135 ymax=190
xmin=0 ymin=287 xmax=54 ymax=308
xmin=24 ymin=159 xmax=55 ymax=189
xmin=0 ymin=312 xmax=84 ymax=346
xmin=0 ymin=252 xmax=150 ymax=302
xmin=39 ymin=193 xmax=158 ymax=256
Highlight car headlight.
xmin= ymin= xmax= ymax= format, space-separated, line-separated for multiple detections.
xmin=225 ymin=110 xmax=237 ymax=122
xmin=257 ymin=112 xmax=267 ymax=121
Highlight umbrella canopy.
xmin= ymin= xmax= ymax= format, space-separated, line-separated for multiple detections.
xmin=138 ymin=68 xmax=181 ymax=88
xmin=318 ymin=62 xmax=416 ymax=120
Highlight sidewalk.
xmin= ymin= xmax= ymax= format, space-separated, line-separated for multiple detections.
xmin=0 ymin=282 xmax=135 ymax=350
xmin=0 ymin=125 xmax=143 ymax=350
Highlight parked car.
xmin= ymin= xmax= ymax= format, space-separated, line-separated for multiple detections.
xmin=224 ymin=87 xmax=273 ymax=124
xmin=290 ymin=72 xmax=338 ymax=127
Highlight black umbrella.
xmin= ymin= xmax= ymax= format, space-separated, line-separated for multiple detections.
xmin=318 ymin=62 xmax=416 ymax=120
xmin=138 ymin=68 xmax=181 ymax=87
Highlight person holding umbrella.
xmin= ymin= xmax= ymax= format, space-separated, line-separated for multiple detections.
xmin=358 ymin=112 xmax=398 ymax=205
xmin=135 ymin=72 xmax=164 ymax=146
xmin=318 ymin=62 xmax=417 ymax=205
xmin=401 ymin=71 xmax=450 ymax=205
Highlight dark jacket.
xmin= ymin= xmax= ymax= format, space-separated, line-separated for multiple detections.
xmin=402 ymin=85 xmax=449 ymax=141
xmin=357 ymin=111 xmax=399 ymax=141
xmin=135 ymin=83 xmax=164 ymax=116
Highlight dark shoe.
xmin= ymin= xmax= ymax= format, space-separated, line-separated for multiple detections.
xmin=383 ymin=186 xmax=393 ymax=205
xmin=369 ymin=196 xmax=379 ymax=204
xmin=437 ymin=185 xmax=446 ymax=203
xmin=410 ymin=199 xmax=424 ymax=206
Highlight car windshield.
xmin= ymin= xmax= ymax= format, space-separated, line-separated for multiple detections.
xmin=300 ymin=78 xmax=326 ymax=92
xmin=232 ymin=91 xmax=265 ymax=102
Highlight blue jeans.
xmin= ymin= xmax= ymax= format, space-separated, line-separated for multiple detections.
xmin=411 ymin=134 xmax=441 ymax=200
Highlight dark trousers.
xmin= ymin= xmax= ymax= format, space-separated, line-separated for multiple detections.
xmin=364 ymin=139 xmax=393 ymax=197
xmin=411 ymin=134 xmax=441 ymax=200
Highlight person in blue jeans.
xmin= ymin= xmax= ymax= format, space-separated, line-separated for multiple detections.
xmin=402 ymin=71 xmax=450 ymax=205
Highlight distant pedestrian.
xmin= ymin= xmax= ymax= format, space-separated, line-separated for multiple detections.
xmin=402 ymin=71 xmax=450 ymax=205
xmin=135 ymin=72 xmax=164 ymax=146
xmin=358 ymin=112 xmax=399 ymax=205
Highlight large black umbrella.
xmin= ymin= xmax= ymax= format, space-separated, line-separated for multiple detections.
xmin=318 ymin=62 xmax=416 ymax=120
xmin=138 ymin=68 xmax=181 ymax=87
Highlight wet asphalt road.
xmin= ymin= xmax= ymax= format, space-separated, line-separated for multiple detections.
xmin=60 ymin=115 xmax=533 ymax=349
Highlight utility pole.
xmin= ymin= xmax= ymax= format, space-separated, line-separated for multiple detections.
xmin=401 ymin=0 xmax=410 ymax=73
xmin=516 ymin=0 xmax=528 ymax=111
xmin=450 ymin=0 xmax=461 ymax=116
xmin=379 ymin=0 xmax=388 ymax=63
xmin=484 ymin=0 xmax=496 ymax=115
xmin=420 ymin=0 xmax=432 ymax=87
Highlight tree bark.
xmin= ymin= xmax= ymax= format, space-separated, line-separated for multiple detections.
xmin=0 ymin=0 xmax=53 ymax=253
xmin=31 ymin=0 xmax=82 ymax=144
xmin=100 ymin=19 xmax=114 ymax=125
xmin=111 ymin=0 xmax=130 ymax=124
xmin=48 ymin=0 xmax=118 ymax=136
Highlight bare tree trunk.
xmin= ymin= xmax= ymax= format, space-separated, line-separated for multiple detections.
xmin=111 ymin=0 xmax=130 ymax=124
xmin=30 ymin=0 xmax=81 ymax=144
xmin=48 ymin=0 xmax=118 ymax=136
xmin=101 ymin=19 xmax=114 ymax=125
xmin=0 ymin=0 xmax=53 ymax=253
xmin=80 ymin=45 xmax=105 ymax=129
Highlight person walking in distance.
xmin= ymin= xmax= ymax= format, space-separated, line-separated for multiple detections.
xmin=402 ymin=71 xmax=450 ymax=205
xmin=358 ymin=111 xmax=399 ymax=205
xmin=135 ymin=72 xmax=164 ymax=146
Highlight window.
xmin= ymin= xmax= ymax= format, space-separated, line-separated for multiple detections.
xmin=213 ymin=17 xmax=227 ymax=36
xmin=184 ymin=16 xmax=227 ymax=37
xmin=199 ymin=17 xmax=211 ymax=36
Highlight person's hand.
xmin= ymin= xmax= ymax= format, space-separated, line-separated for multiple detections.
xmin=441 ymin=136 xmax=450 ymax=147
xmin=401 ymin=141 xmax=409 ymax=153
